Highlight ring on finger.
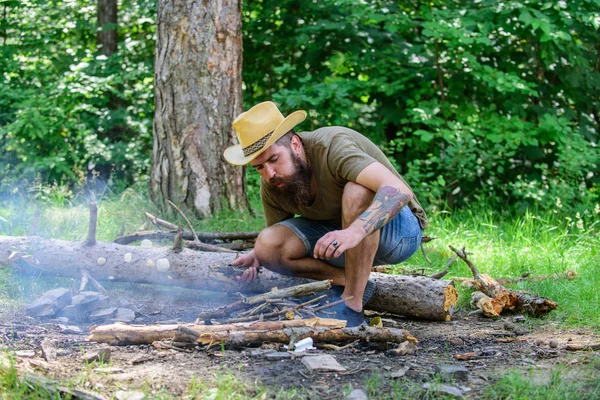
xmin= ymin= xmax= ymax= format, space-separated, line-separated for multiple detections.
xmin=331 ymin=240 xmax=339 ymax=247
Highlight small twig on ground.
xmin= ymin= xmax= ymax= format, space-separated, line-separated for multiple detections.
xmin=220 ymin=294 xmax=328 ymax=324
xmin=449 ymin=245 xmax=479 ymax=277
xmin=312 ymin=296 xmax=353 ymax=313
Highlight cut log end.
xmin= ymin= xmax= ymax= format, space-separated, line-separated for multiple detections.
xmin=443 ymin=284 xmax=459 ymax=321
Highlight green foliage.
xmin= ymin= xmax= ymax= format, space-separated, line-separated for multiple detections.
xmin=243 ymin=0 xmax=600 ymax=212
xmin=0 ymin=0 xmax=155 ymax=188
xmin=1 ymin=0 xmax=599 ymax=214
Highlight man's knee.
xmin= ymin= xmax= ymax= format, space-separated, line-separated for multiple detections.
xmin=342 ymin=182 xmax=374 ymax=224
xmin=255 ymin=225 xmax=305 ymax=272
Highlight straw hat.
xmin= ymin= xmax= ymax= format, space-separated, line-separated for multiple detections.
xmin=224 ymin=101 xmax=307 ymax=166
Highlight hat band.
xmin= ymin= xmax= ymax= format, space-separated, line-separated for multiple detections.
xmin=242 ymin=131 xmax=273 ymax=157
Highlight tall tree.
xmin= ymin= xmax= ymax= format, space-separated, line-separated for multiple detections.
xmin=150 ymin=0 xmax=246 ymax=217
xmin=97 ymin=0 xmax=118 ymax=56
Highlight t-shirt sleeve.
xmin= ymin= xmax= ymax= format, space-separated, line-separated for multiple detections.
xmin=260 ymin=183 xmax=294 ymax=226
xmin=327 ymin=134 xmax=378 ymax=182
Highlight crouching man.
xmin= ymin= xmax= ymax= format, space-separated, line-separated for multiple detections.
xmin=223 ymin=101 xmax=428 ymax=326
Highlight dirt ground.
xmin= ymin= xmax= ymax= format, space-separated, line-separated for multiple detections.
xmin=1 ymin=281 xmax=599 ymax=399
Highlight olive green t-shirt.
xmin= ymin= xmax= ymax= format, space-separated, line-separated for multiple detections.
xmin=260 ymin=127 xmax=428 ymax=229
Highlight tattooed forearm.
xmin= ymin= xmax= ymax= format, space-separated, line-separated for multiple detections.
xmin=358 ymin=186 xmax=412 ymax=235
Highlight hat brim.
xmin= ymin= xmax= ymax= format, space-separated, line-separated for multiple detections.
xmin=224 ymin=110 xmax=307 ymax=166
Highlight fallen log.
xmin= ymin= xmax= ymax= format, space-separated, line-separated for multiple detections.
xmin=449 ymin=245 xmax=517 ymax=310
xmin=197 ymin=326 xmax=417 ymax=348
xmin=86 ymin=319 xmax=416 ymax=348
xmin=449 ymin=245 xmax=557 ymax=317
xmin=470 ymin=291 xmax=502 ymax=318
xmin=0 ymin=235 xmax=457 ymax=321
xmin=87 ymin=318 xmax=346 ymax=345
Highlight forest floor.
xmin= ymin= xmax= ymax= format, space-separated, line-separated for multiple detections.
xmin=1 ymin=280 xmax=599 ymax=399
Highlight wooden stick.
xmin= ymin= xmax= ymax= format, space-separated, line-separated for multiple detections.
xmin=431 ymin=270 xmax=448 ymax=279
xmin=183 ymin=239 xmax=236 ymax=253
xmin=167 ymin=200 xmax=199 ymax=243
xmin=197 ymin=325 xmax=417 ymax=348
xmin=87 ymin=318 xmax=347 ymax=345
xmin=197 ymin=280 xmax=331 ymax=322
xmin=145 ymin=212 xmax=178 ymax=230
xmin=450 ymin=245 xmax=517 ymax=309
xmin=243 ymin=279 xmax=332 ymax=305
xmin=144 ymin=212 xmax=259 ymax=240
xmin=173 ymin=223 xmax=183 ymax=251
xmin=221 ymin=294 xmax=328 ymax=324
xmin=86 ymin=202 xmax=97 ymax=246
xmin=312 ymin=296 xmax=353 ymax=313
xmin=449 ymin=245 xmax=479 ymax=277
xmin=431 ymin=255 xmax=457 ymax=279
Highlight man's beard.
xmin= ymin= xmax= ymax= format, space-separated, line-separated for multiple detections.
xmin=268 ymin=152 xmax=314 ymax=210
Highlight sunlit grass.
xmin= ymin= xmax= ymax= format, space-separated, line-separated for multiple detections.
xmin=483 ymin=362 xmax=600 ymax=400
xmin=401 ymin=207 xmax=600 ymax=330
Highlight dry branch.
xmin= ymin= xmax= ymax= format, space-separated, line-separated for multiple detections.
xmin=167 ymin=200 xmax=199 ymax=243
xmin=87 ymin=319 xmax=416 ymax=348
xmin=182 ymin=239 xmax=236 ymax=253
xmin=197 ymin=326 xmax=417 ymax=348
xmin=196 ymin=280 xmax=331 ymax=322
xmin=87 ymin=318 xmax=347 ymax=345
xmin=449 ymin=245 xmax=557 ymax=317
xmin=449 ymin=245 xmax=517 ymax=309
xmin=144 ymin=212 xmax=259 ymax=240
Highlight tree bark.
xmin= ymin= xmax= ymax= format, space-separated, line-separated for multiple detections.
xmin=0 ymin=235 xmax=457 ymax=321
xmin=97 ymin=0 xmax=118 ymax=56
xmin=151 ymin=0 xmax=246 ymax=217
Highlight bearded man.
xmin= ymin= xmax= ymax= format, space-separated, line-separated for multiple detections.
xmin=223 ymin=101 xmax=428 ymax=326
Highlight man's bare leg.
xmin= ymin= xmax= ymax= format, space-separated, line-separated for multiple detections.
xmin=339 ymin=182 xmax=378 ymax=312
xmin=254 ymin=225 xmax=346 ymax=285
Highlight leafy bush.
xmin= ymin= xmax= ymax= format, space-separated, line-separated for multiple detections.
xmin=1 ymin=0 xmax=598 ymax=213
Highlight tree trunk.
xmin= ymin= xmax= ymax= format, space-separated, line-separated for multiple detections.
xmin=151 ymin=0 xmax=246 ymax=217
xmin=97 ymin=0 xmax=118 ymax=56
xmin=0 ymin=235 xmax=457 ymax=321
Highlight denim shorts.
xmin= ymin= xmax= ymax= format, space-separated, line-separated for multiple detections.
xmin=276 ymin=206 xmax=423 ymax=268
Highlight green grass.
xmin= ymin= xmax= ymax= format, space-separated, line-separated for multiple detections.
xmin=401 ymin=207 xmax=600 ymax=330
xmin=483 ymin=361 xmax=600 ymax=400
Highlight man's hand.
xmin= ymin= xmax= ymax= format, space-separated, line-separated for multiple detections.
xmin=313 ymin=226 xmax=365 ymax=260
xmin=230 ymin=249 xmax=260 ymax=284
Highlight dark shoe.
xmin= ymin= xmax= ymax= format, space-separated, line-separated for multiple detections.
xmin=316 ymin=300 xmax=364 ymax=327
